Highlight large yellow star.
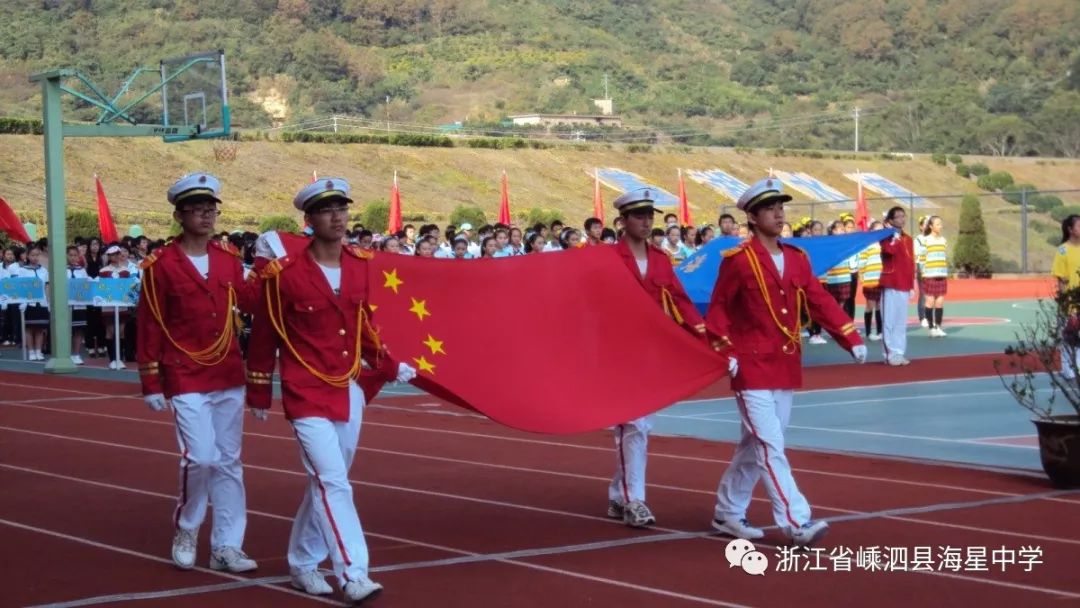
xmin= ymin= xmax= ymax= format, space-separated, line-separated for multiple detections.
xmin=409 ymin=297 xmax=430 ymax=321
xmin=413 ymin=355 xmax=436 ymax=375
xmin=423 ymin=334 xmax=445 ymax=355
xmin=383 ymin=269 xmax=403 ymax=294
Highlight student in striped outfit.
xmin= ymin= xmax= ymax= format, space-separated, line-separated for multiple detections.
xmin=858 ymin=220 xmax=884 ymax=341
xmin=921 ymin=216 xmax=949 ymax=337
xmin=914 ymin=216 xmax=930 ymax=328
xmin=824 ymin=221 xmax=856 ymax=321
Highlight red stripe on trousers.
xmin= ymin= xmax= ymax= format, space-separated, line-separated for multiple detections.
xmin=736 ymin=393 xmax=800 ymax=529
xmin=172 ymin=409 xmax=190 ymax=530
xmin=617 ymin=425 xmax=630 ymax=504
xmin=294 ymin=428 xmax=353 ymax=573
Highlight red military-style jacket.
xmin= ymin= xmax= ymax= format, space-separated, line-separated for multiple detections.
xmin=879 ymin=230 xmax=916 ymax=292
xmin=136 ymin=238 xmax=246 ymax=398
xmin=614 ymin=239 xmax=708 ymax=342
xmin=245 ymin=241 xmax=399 ymax=422
xmin=705 ymin=237 xmax=863 ymax=391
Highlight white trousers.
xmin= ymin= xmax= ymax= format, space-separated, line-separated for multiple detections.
xmin=287 ymin=381 xmax=368 ymax=585
xmin=171 ymin=386 xmax=247 ymax=549
xmin=608 ymin=415 xmax=653 ymax=504
xmin=714 ymin=390 xmax=811 ymax=530
xmin=881 ymin=288 xmax=910 ymax=360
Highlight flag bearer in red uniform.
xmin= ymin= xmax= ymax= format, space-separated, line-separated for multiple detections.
xmin=245 ymin=178 xmax=416 ymax=604
xmin=705 ymin=178 xmax=867 ymax=546
xmin=878 ymin=206 xmax=916 ymax=366
xmin=606 ymin=187 xmax=718 ymax=527
xmin=137 ymin=173 xmax=257 ymax=573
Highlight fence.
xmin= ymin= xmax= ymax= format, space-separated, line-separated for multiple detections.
xmin=718 ymin=189 xmax=1080 ymax=275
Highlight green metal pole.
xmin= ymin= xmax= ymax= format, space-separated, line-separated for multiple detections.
xmin=40 ymin=75 xmax=75 ymax=374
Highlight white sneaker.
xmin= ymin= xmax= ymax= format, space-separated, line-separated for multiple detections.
xmin=808 ymin=335 xmax=827 ymax=345
xmin=886 ymin=355 xmax=910 ymax=366
xmin=110 ymin=360 xmax=126 ymax=370
xmin=920 ymin=318 xmax=929 ymax=328
xmin=291 ymin=570 xmax=333 ymax=595
xmin=606 ymin=500 xmax=625 ymax=519
xmin=868 ymin=332 xmax=881 ymax=341
xmin=788 ymin=520 xmax=829 ymax=547
xmin=343 ymin=577 xmax=383 ymax=604
xmin=209 ymin=546 xmax=258 ymax=573
xmin=935 ymin=328 xmax=947 ymax=337
xmin=71 ymin=355 xmax=84 ymax=365
xmin=712 ymin=517 xmax=764 ymax=540
xmin=171 ymin=528 xmax=198 ymax=570
xmin=622 ymin=500 xmax=656 ymax=528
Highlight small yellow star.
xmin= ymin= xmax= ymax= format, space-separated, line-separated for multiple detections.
xmin=413 ymin=355 xmax=436 ymax=375
xmin=383 ymin=269 xmax=403 ymax=294
xmin=423 ymin=334 xmax=445 ymax=355
xmin=368 ymin=304 xmax=378 ymax=313
xmin=409 ymin=297 xmax=430 ymax=321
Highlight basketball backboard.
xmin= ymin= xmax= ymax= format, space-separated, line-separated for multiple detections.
xmin=160 ymin=50 xmax=229 ymax=142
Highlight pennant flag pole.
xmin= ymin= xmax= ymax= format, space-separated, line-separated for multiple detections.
xmin=311 ymin=169 xmax=318 ymax=183
xmin=94 ymin=174 xmax=120 ymax=243
xmin=0 ymin=195 xmax=31 ymax=243
xmin=388 ymin=170 xmax=403 ymax=235
xmin=498 ymin=170 xmax=511 ymax=225
xmin=677 ymin=168 xmax=692 ymax=226
xmin=593 ymin=168 xmax=604 ymax=224
xmin=854 ymin=169 xmax=869 ymax=231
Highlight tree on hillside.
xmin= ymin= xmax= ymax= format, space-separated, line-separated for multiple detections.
xmin=1035 ymin=91 xmax=1080 ymax=158
xmin=976 ymin=115 xmax=1033 ymax=156
xmin=952 ymin=194 xmax=992 ymax=277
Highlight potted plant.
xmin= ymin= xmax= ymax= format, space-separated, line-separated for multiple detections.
xmin=994 ymin=285 xmax=1080 ymax=488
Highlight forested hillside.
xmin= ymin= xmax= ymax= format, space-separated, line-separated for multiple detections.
xmin=1 ymin=0 xmax=1079 ymax=156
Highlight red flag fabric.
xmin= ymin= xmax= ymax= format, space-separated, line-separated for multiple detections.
xmin=677 ymin=168 xmax=692 ymax=226
xmin=387 ymin=171 xmax=403 ymax=235
xmin=592 ymin=168 xmax=605 ymax=224
xmin=498 ymin=171 xmax=511 ymax=225
xmin=854 ymin=172 xmax=869 ymax=231
xmin=0 ymin=196 xmax=30 ymax=243
xmin=95 ymin=175 xmax=120 ymax=243
xmin=366 ymin=246 xmax=727 ymax=434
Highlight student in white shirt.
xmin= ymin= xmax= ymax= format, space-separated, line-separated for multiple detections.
xmin=19 ymin=244 xmax=50 ymax=360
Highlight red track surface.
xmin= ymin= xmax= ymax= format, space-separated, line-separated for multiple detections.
xmin=1 ymin=369 xmax=1077 ymax=608
xmin=855 ymin=277 xmax=1055 ymax=304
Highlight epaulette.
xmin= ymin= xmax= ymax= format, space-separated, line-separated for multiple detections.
xmin=259 ymin=255 xmax=298 ymax=278
xmin=138 ymin=241 xmax=170 ymax=270
xmin=213 ymin=239 xmax=242 ymax=258
xmin=782 ymin=241 xmax=809 ymax=257
xmin=721 ymin=241 xmax=750 ymax=258
xmin=345 ymin=244 xmax=374 ymax=260
xmin=1060 ymin=246 xmax=1068 ymax=255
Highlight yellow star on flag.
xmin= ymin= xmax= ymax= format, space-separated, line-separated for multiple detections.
xmin=409 ymin=297 xmax=430 ymax=321
xmin=383 ymin=269 xmax=404 ymax=294
xmin=369 ymin=304 xmax=378 ymax=312
xmin=423 ymin=334 xmax=445 ymax=355
xmin=413 ymin=355 xmax=436 ymax=374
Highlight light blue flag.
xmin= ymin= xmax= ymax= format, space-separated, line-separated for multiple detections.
xmin=676 ymin=229 xmax=895 ymax=313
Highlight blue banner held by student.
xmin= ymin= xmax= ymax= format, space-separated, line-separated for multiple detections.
xmin=676 ymin=229 xmax=894 ymax=313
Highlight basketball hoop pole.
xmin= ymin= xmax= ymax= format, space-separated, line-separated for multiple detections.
xmin=28 ymin=51 xmax=229 ymax=374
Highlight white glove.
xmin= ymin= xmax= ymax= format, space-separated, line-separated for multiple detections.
xmin=852 ymin=344 xmax=867 ymax=364
xmin=254 ymin=231 xmax=285 ymax=260
xmin=728 ymin=357 xmax=739 ymax=378
xmin=250 ymin=408 xmax=269 ymax=421
xmin=144 ymin=393 xmax=170 ymax=412
xmin=396 ymin=362 xmax=417 ymax=383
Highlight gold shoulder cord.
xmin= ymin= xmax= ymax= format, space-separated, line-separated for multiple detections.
xmin=264 ymin=274 xmax=381 ymax=388
xmin=742 ymin=246 xmax=806 ymax=354
xmin=659 ymin=287 xmax=686 ymax=325
xmin=143 ymin=265 xmax=237 ymax=366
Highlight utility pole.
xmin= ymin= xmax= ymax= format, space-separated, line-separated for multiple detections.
xmin=386 ymin=95 xmax=390 ymax=134
xmin=603 ymin=73 xmax=609 ymax=99
xmin=854 ymin=106 xmax=860 ymax=152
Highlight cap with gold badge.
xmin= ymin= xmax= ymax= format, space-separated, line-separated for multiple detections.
xmin=167 ymin=173 xmax=222 ymax=206
xmin=736 ymin=178 xmax=792 ymax=213
xmin=613 ymin=187 xmax=662 ymax=215
xmin=293 ymin=178 xmax=354 ymax=213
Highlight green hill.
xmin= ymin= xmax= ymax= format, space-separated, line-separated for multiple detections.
xmin=2 ymin=0 xmax=1080 ymax=155
xmin=1 ymin=134 xmax=1077 ymax=272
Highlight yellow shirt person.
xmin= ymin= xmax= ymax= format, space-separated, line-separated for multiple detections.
xmin=1052 ymin=242 xmax=1080 ymax=290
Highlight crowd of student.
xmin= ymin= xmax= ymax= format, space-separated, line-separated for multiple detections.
xmin=0 ymin=208 xmax=951 ymax=369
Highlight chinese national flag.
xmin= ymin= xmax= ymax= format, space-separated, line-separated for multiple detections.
xmin=388 ymin=171 xmax=403 ymax=235
xmin=498 ymin=171 xmax=511 ymax=225
xmin=367 ymin=246 xmax=727 ymax=434
xmin=94 ymin=174 xmax=120 ymax=243
xmin=677 ymin=168 xmax=692 ymax=226
xmin=854 ymin=171 xmax=869 ymax=231
xmin=0 ymin=196 xmax=30 ymax=243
